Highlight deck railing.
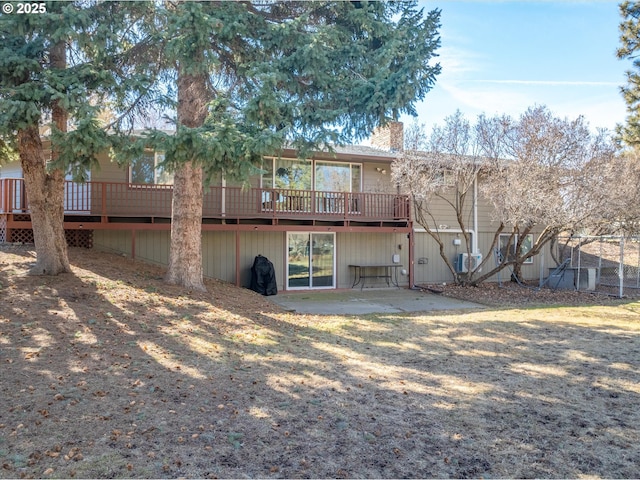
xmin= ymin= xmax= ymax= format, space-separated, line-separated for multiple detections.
xmin=0 ymin=178 xmax=410 ymax=222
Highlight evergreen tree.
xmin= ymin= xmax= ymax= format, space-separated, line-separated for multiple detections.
xmin=122 ymin=1 xmax=442 ymax=291
xmin=618 ymin=1 xmax=640 ymax=145
xmin=0 ymin=1 xmax=157 ymax=274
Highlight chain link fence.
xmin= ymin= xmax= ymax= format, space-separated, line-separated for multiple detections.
xmin=553 ymin=236 xmax=640 ymax=298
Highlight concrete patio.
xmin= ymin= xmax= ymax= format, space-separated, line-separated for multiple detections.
xmin=269 ymin=288 xmax=484 ymax=315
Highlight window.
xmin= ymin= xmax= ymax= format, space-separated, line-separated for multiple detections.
xmin=435 ymin=169 xmax=455 ymax=187
xmin=129 ymin=151 xmax=173 ymax=185
xmin=262 ymin=158 xmax=312 ymax=190
xmin=498 ymin=234 xmax=534 ymax=264
xmin=261 ymin=158 xmax=362 ymax=192
xmin=315 ymin=161 xmax=361 ymax=192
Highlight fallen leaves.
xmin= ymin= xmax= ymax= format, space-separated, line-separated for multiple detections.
xmin=2 ymin=245 xmax=640 ymax=479
xmin=63 ymin=447 xmax=83 ymax=462
xmin=45 ymin=445 xmax=62 ymax=458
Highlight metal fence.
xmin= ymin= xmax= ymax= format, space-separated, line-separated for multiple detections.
xmin=553 ymin=235 xmax=640 ymax=298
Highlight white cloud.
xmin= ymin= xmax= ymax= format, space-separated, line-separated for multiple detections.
xmin=437 ymin=45 xmax=486 ymax=79
xmin=474 ymin=79 xmax=621 ymax=87
xmin=439 ymin=82 xmax=531 ymax=117
xmin=412 ymin=79 xmax=626 ymax=133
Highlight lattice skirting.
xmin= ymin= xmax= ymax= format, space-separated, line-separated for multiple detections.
xmin=65 ymin=230 xmax=93 ymax=248
xmin=0 ymin=215 xmax=6 ymax=243
xmin=8 ymin=228 xmax=33 ymax=244
xmin=7 ymin=228 xmax=93 ymax=248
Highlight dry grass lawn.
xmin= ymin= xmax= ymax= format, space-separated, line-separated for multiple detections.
xmin=1 ymin=245 xmax=640 ymax=478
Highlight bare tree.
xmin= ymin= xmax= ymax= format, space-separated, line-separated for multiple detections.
xmin=596 ymin=148 xmax=640 ymax=235
xmin=393 ymin=111 xmax=506 ymax=285
xmin=394 ymin=106 xmax=617 ymax=286
xmin=481 ymin=107 xmax=617 ymax=283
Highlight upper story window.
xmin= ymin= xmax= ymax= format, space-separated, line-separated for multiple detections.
xmin=261 ymin=158 xmax=362 ymax=192
xmin=435 ymin=169 xmax=455 ymax=187
xmin=262 ymin=158 xmax=312 ymax=191
xmin=129 ymin=151 xmax=173 ymax=185
xmin=315 ymin=161 xmax=361 ymax=192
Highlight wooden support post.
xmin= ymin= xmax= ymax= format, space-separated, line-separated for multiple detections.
xmin=409 ymin=227 xmax=415 ymax=289
xmin=235 ymin=229 xmax=240 ymax=287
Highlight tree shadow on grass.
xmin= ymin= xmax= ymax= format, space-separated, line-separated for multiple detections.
xmin=2 ymin=246 xmax=640 ymax=478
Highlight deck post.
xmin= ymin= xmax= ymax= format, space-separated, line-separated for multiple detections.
xmin=235 ymin=229 xmax=240 ymax=287
xmin=408 ymin=227 xmax=415 ymax=288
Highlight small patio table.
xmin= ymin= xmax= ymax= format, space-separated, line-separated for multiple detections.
xmin=348 ymin=264 xmax=402 ymax=290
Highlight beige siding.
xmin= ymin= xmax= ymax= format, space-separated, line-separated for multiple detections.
xmin=362 ymin=161 xmax=396 ymax=194
xmin=239 ymin=232 xmax=285 ymax=289
xmin=414 ymin=230 xmax=553 ymax=285
xmin=93 ymin=230 xmax=170 ymax=266
xmin=92 ymin=152 xmax=127 ymax=183
xmin=402 ymin=176 xmax=501 ymax=237
xmin=202 ymin=231 xmax=236 ymax=284
xmin=409 ymin=191 xmax=475 ymax=233
xmin=413 ymin=231 xmax=461 ymax=284
xmin=95 ymin=229 xmax=412 ymax=289
xmin=134 ymin=230 xmax=170 ymax=266
xmin=93 ymin=230 xmax=133 ymax=257
xmin=476 ymin=192 xmax=499 ymax=232
xmin=337 ymin=232 xmax=409 ymax=288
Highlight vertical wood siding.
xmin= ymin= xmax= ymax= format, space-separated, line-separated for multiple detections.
xmin=239 ymin=232 xmax=285 ymax=289
xmin=93 ymin=230 xmax=170 ymax=267
xmin=336 ymin=232 xmax=409 ymax=288
xmin=93 ymin=230 xmax=133 ymax=257
xmin=413 ymin=231 xmax=460 ymax=284
xmin=135 ymin=231 xmax=170 ymax=266
xmin=414 ymin=230 xmax=552 ymax=285
xmin=202 ymin=231 xmax=236 ymax=284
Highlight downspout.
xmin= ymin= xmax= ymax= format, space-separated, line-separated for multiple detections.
xmin=473 ymin=174 xmax=479 ymax=254
xmin=409 ymin=227 xmax=415 ymax=289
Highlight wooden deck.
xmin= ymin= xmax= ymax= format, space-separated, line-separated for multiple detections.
xmin=0 ymin=178 xmax=411 ymax=230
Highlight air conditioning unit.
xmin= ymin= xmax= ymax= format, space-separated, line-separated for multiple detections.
xmin=455 ymin=253 xmax=483 ymax=273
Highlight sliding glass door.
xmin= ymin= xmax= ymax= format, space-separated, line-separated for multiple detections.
xmin=287 ymin=232 xmax=335 ymax=289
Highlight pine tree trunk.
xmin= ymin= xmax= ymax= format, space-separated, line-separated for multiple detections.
xmin=19 ymin=125 xmax=70 ymax=275
xmin=165 ymin=69 xmax=209 ymax=291
xmin=17 ymin=39 xmax=70 ymax=276
xmin=166 ymin=160 xmax=205 ymax=290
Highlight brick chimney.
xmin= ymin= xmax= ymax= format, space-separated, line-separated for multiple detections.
xmin=370 ymin=121 xmax=404 ymax=152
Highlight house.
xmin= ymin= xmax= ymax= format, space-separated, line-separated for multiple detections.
xmin=0 ymin=123 xmax=549 ymax=289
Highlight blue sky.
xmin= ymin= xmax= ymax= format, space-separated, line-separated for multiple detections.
xmin=404 ymin=1 xmax=629 ymax=132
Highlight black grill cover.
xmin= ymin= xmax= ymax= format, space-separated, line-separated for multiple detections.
xmin=250 ymin=255 xmax=277 ymax=296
